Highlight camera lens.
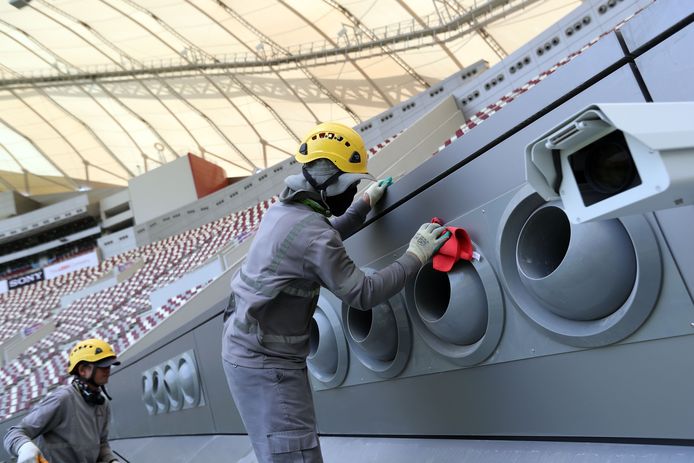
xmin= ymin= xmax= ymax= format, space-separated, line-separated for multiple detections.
xmin=569 ymin=130 xmax=642 ymax=207
xmin=584 ymin=140 xmax=636 ymax=194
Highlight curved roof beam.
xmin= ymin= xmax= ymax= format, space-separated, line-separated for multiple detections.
xmin=20 ymin=6 xmax=179 ymax=162
xmin=394 ymin=0 xmax=463 ymax=69
xmin=322 ymin=0 xmax=430 ymax=88
xmin=0 ymin=116 xmax=81 ymax=190
xmin=27 ymin=2 xmax=218 ymax=165
xmin=1 ymin=1 xmax=536 ymax=84
xmin=3 ymin=86 xmax=134 ymax=182
xmin=116 ymin=0 xmax=301 ymax=147
xmin=0 ymin=70 xmax=134 ymax=181
xmin=184 ymin=0 xmax=319 ymax=126
xmin=212 ymin=0 xmax=360 ymax=124
xmin=433 ymin=0 xmax=507 ymax=59
xmin=0 ymin=34 xmax=141 ymax=179
xmin=277 ymin=0 xmax=395 ymax=107
xmin=98 ymin=0 xmax=267 ymax=170
xmin=40 ymin=0 xmax=255 ymax=173
xmin=0 ymin=139 xmax=79 ymax=192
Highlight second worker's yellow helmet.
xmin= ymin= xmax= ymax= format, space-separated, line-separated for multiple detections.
xmin=68 ymin=338 xmax=120 ymax=375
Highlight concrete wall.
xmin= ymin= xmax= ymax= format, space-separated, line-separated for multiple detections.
xmin=128 ymin=156 xmax=199 ymax=225
xmin=98 ymin=226 xmax=137 ymax=260
xmin=0 ymin=191 xmax=40 ymax=220
xmin=0 ymin=194 xmax=90 ymax=245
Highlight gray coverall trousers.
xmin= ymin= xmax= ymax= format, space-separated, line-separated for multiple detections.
xmin=223 ymin=360 xmax=323 ymax=463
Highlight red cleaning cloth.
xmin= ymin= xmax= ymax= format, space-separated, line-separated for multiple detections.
xmin=432 ymin=223 xmax=473 ymax=272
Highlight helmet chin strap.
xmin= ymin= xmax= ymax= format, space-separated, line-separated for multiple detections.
xmin=301 ymin=166 xmax=343 ymax=215
xmin=72 ymin=376 xmax=106 ymax=406
xmin=72 ymin=363 xmax=113 ymax=405
xmin=87 ymin=366 xmax=113 ymax=400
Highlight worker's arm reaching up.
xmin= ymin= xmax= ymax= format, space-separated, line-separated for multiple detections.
xmin=331 ymin=177 xmax=393 ymax=239
xmin=305 ymin=221 xmax=449 ymax=310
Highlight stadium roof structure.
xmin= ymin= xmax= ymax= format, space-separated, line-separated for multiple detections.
xmin=0 ymin=0 xmax=578 ymax=195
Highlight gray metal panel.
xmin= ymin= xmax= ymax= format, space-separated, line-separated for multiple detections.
xmin=654 ymin=206 xmax=694 ymax=305
xmin=110 ymin=435 xmax=254 ymax=462
xmin=192 ymin=315 xmax=246 ymax=433
xmin=108 ymin=330 xmax=217 ymax=439
xmin=635 ymin=22 xmax=694 ymax=102
xmin=366 ymin=32 xmax=627 ymax=226
xmin=109 ymin=435 xmax=694 ymax=463
xmin=620 ymin=0 xmax=694 ymax=53
xmin=633 ymin=23 xmax=694 ymax=305
xmin=314 ymin=334 xmax=694 ymax=439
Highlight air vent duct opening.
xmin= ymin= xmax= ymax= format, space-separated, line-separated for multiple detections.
xmin=414 ymin=261 xmax=487 ymax=346
xmin=307 ymin=297 xmax=349 ymax=388
xmin=497 ymin=186 xmax=661 ymax=347
xmin=342 ymin=281 xmax=411 ymax=379
xmin=346 ymin=303 xmax=398 ymax=362
xmin=516 ymin=203 xmax=636 ymax=321
xmin=307 ymin=311 xmax=338 ymax=376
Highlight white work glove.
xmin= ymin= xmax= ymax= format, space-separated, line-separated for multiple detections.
xmin=406 ymin=222 xmax=451 ymax=264
xmin=363 ymin=177 xmax=393 ymax=206
xmin=17 ymin=441 xmax=42 ymax=463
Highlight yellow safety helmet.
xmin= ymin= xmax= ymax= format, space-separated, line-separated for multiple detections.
xmin=68 ymin=338 xmax=120 ymax=375
xmin=295 ymin=122 xmax=369 ymax=174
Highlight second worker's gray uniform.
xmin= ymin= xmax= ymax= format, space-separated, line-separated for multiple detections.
xmin=222 ymin=197 xmax=420 ymax=462
xmin=3 ymin=383 xmax=118 ymax=463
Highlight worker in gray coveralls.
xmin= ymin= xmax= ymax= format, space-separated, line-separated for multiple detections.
xmin=3 ymin=338 xmax=121 ymax=463
xmin=222 ymin=121 xmax=450 ymax=463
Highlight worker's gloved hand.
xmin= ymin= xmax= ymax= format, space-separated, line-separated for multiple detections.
xmin=17 ymin=441 xmax=42 ymax=463
xmin=363 ymin=177 xmax=393 ymax=207
xmin=406 ymin=223 xmax=451 ymax=264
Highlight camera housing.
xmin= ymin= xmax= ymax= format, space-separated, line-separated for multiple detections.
xmin=525 ymin=102 xmax=694 ymax=222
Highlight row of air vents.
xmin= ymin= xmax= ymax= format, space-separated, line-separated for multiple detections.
xmin=460 ymin=90 xmax=480 ymax=107
xmin=536 ymin=36 xmax=561 ymax=57
xmin=461 ymin=68 xmax=479 ymax=81
xmin=598 ymin=0 xmax=623 ymax=15
xmin=484 ymin=74 xmax=505 ymax=91
xmin=566 ymin=15 xmax=592 ymax=37
xmin=509 ymin=56 xmax=532 ymax=74
xmin=142 ymin=351 xmax=204 ymax=415
xmin=429 ymin=86 xmax=444 ymax=97
xmin=359 ymin=123 xmax=373 ymax=132
xmin=380 ymin=113 xmax=393 ymax=123
xmin=310 ymin=189 xmax=660 ymax=389
xmin=402 ymin=102 xmax=417 ymax=112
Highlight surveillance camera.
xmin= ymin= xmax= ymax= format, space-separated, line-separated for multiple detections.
xmin=525 ymin=102 xmax=694 ymax=223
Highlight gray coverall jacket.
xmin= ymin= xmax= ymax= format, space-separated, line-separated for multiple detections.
xmin=3 ymin=383 xmax=118 ymax=463
xmin=222 ymin=198 xmax=421 ymax=369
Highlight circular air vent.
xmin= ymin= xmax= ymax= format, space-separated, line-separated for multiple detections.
xmin=141 ymin=371 xmax=156 ymax=415
xmin=497 ymin=186 xmax=661 ymax=347
xmin=163 ymin=360 xmax=183 ymax=411
xmin=405 ymin=245 xmax=504 ymax=365
xmin=178 ymin=352 xmax=201 ymax=408
xmin=342 ymin=283 xmax=411 ymax=378
xmin=151 ymin=366 xmax=169 ymax=414
xmin=307 ymin=296 xmax=348 ymax=388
